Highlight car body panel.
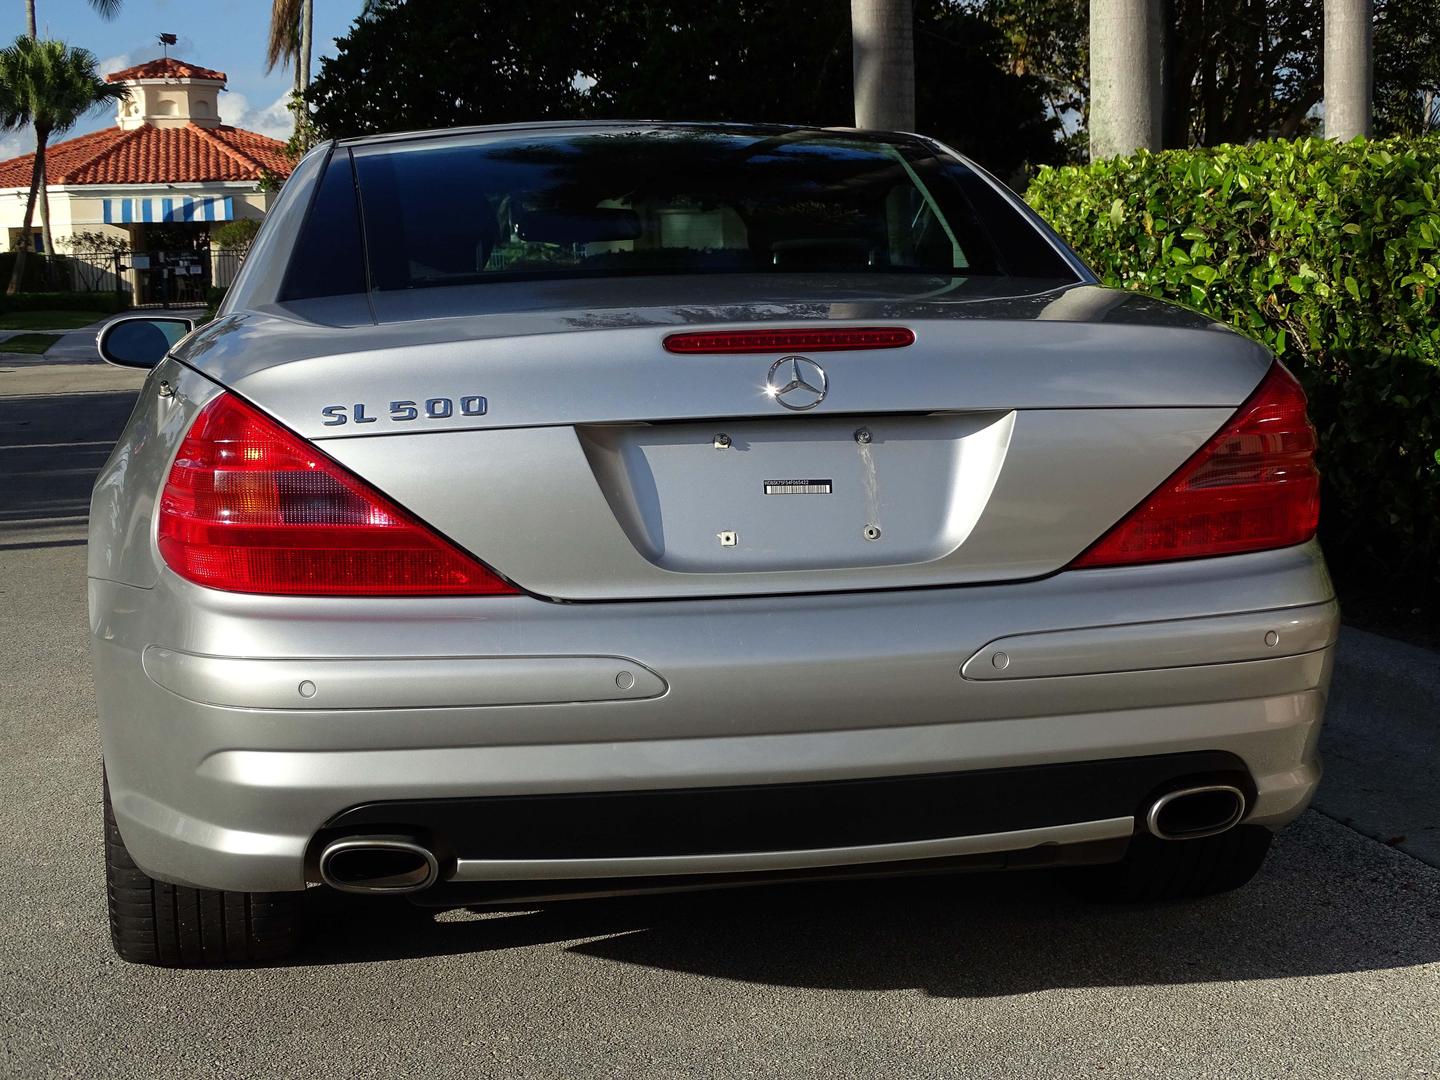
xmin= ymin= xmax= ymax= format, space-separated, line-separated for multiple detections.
xmin=184 ymin=279 xmax=1270 ymax=436
xmin=88 ymin=358 xmax=221 ymax=589
xmin=321 ymin=406 xmax=1231 ymax=598
xmin=92 ymin=542 xmax=1333 ymax=892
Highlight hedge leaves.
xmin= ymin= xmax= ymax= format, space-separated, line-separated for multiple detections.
xmin=1028 ymin=136 xmax=1440 ymax=603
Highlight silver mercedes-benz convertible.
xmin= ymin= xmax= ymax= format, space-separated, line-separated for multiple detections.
xmin=91 ymin=122 xmax=1336 ymax=967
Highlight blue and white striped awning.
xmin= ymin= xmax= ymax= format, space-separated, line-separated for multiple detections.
xmin=102 ymin=196 xmax=235 ymax=224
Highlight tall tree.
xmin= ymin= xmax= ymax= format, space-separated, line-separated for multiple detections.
xmin=307 ymin=1 xmax=1061 ymax=180
xmin=980 ymin=0 xmax=1089 ymax=158
xmin=851 ymin=0 xmax=916 ymax=130
xmin=1325 ymin=0 xmax=1373 ymax=137
xmin=1160 ymin=0 xmax=1323 ymax=147
xmin=1088 ymin=0 xmax=1162 ymax=159
xmin=0 ymin=37 xmax=128 ymax=293
xmin=987 ymin=0 xmax=1434 ymax=147
xmin=1373 ymin=0 xmax=1440 ymax=134
xmin=18 ymin=0 xmax=122 ymax=276
xmin=267 ymin=0 xmax=315 ymax=146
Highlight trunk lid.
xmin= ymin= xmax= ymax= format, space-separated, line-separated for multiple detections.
xmin=178 ymin=277 xmax=1271 ymax=600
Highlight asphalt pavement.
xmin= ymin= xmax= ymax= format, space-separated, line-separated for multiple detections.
xmin=1 ymin=377 xmax=1438 ymax=1079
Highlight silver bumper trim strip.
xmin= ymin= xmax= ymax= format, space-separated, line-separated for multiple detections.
xmin=142 ymin=647 xmax=667 ymax=709
xmin=448 ymin=816 xmax=1137 ymax=881
xmin=961 ymin=601 xmax=1338 ymax=680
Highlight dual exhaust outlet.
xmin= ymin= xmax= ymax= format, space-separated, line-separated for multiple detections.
xmin=317 ymin=784 xmax=1247 ymax=895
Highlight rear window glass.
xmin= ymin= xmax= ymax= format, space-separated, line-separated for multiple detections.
xmin=280 ymin=148 xmax=366 ymax=300
xmin=346 ymin=129 xmax=1075 ymax=291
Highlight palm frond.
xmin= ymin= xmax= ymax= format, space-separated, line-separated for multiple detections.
xmin=266 ymin=0 xmax=303 ymax=73
xmin=0 ymin=36 xmax=131 ymax=136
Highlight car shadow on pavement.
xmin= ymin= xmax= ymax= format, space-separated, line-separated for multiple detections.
xmin=295 ymin=813 xmax=1440 ymax=995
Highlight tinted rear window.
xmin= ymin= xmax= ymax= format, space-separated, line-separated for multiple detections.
xmin=339 ymin=129 xmax=1074 ymax=293
xmin=280 ymin=148 xmax=366 ymax=300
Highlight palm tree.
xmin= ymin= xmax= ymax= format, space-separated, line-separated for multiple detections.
xmin=1325 ymin=0 xmax=1375 ymax=139
xmin=267 ymin=0 xmax=314 ymax=144
xmin=1088 ymin=0 xmax=1163 ymax=158
xmin=0 ymin=37 xmax=128 ymax=293
xmin=24 ymin=0 xmax=122 ymax=41
xmin=850 ymin=0 xmax=915 ymax=130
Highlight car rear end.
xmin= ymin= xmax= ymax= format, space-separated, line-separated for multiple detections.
xmin=89 ymin=123 xmax=1336 ymax=964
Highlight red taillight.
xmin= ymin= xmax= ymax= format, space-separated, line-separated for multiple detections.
xmin=662 ymin=327 xmax=915 ymax=353
xmin=1071 ymin=364 xmax=1320 ymax=569
xmin=157 ymin=392 xmax=518 ymax=596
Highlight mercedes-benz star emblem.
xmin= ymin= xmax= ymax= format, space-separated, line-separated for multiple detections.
xmin=766 ymin=355 xmax=828 ymax=411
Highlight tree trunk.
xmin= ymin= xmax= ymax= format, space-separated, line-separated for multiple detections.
xmin=292 ymin=42 xmax=303 ymax=142
xmin=38 ymin=141 xmax=56 ymax=289
xmin=25 ymin=0 xmax=36 ymax=38
xmin=1198 ymin=32 xmax=1217 ymax=145
xmin=1089 ymin=0 xmax=1164 ymax=160
xmin=1227 ymin=0 xmax=1263 ymax=143
xmin=850 ymin=0 xmax=914 ymax=131
xmin=1324 ymin=0 xmax=1373 ymax=139
xmin=7 ymin=135 xmax=44 ymax=295
xmin=300 ymin=0 xmax=313 ymax=91
xmin=1161 ymin=0 xmax=1190 ymax=149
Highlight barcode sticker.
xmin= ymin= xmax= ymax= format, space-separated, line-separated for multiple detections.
xmin=764 ymin=479 xmax=833 ymax=495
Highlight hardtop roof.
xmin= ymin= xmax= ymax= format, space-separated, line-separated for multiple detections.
xmin=334 ymin=120 xmax=934 ymax=151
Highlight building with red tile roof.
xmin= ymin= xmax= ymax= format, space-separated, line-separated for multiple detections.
xmin=0 ymin=57 xmax=296 ymax=302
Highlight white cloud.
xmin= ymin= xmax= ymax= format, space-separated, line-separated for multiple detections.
xmin=0 ymin=131 xmax=32 ymax=167
xmin=221 ymin=90 xmax=294 ymax=140
xmin=98 ymin=51 xmax=135 ymax=76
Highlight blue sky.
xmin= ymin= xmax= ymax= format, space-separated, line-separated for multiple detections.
xmin=0 ymin=0 xmax=367 ymax=159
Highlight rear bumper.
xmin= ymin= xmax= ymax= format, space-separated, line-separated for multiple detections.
xmin=91 ymin=542 xmax=1337 ymax=893
xmin=318 ymin=751 xmax=1252 ymax=902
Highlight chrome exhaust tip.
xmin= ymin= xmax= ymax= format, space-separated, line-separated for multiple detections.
xmin=1144 ymin=784 xmax=1247 ymax=841
xmin=318 ymin=836 xmax=440 ymax=895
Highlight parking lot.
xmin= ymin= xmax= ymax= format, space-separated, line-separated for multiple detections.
xmin=2 ymin=382 xmax=1438 ymax=1078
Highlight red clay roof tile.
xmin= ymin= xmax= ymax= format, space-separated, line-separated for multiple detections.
xmin=0 ymin=123 xmax=294 ymax=187
xmin=105 ymin=58 xmax=227 ymax=83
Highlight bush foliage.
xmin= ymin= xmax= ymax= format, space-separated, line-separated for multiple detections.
xmin=210 ymin=219 xmax=260 ymax=253
xmin=1027 ymin=136 xmax=1440 ymax=604
xmin=0 ymin=290 xmax=127 ymax=314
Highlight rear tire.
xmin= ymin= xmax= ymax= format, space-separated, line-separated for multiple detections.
xmin=1070 ymin=826 xmax=1273 ymax=903
xmin=105 ymin=778 xmax=303 ymax=966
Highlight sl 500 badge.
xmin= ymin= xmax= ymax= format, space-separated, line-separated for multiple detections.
xmin=320 ymin=396 xmax=487 ymax=426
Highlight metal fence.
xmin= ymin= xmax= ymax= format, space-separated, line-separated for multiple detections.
xmin=3 ymin=247 xmax=250 ymax=308
xmin=0 ymin=251 xmax=124 ymax=294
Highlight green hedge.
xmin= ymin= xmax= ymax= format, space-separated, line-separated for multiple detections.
xmin=1028 ymin=136 xmax=1440 ymax=605
xmin=0 ymin=290 xmax=127 ymax=314
xmin=0 ymin=252 xmax=71 ymax=293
